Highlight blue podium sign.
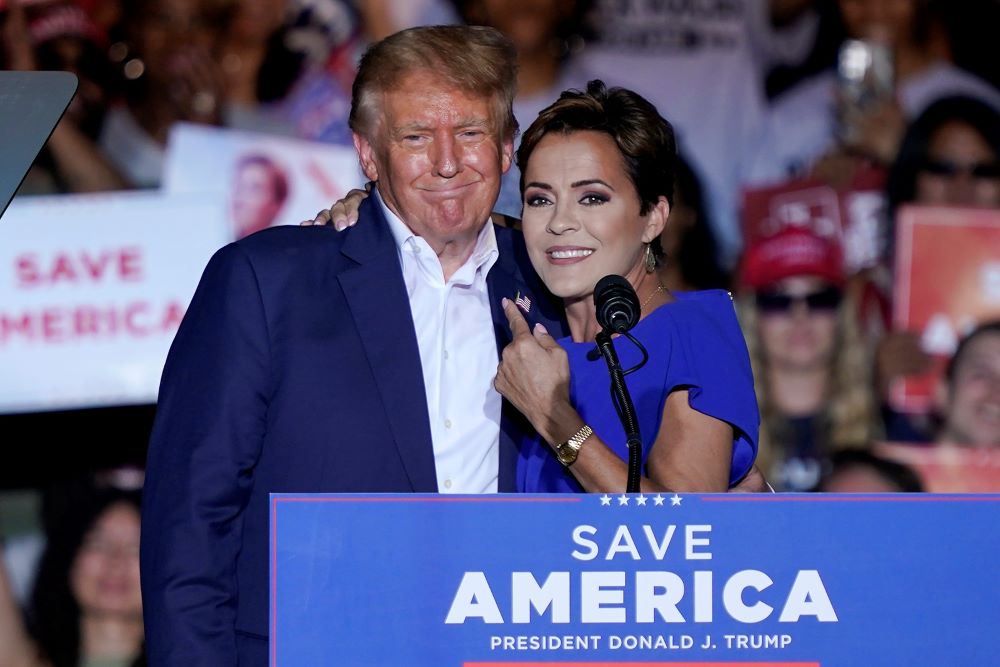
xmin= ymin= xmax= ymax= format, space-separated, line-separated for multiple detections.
xmin=271 ymin=494 xmax=1000 ymax=666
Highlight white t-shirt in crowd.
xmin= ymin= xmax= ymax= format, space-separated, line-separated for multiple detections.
xmin=576 ymin=0 xmax=818 ymax=267
xmin=746 ymin=61 xmax=1000 ymax=186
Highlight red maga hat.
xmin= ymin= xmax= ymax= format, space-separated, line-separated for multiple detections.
xmin=739 ymin=226 xmax=846 ymax=290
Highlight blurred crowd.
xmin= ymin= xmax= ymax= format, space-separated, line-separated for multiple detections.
xmin=2 ymin=0 xmax=1000 ymax=663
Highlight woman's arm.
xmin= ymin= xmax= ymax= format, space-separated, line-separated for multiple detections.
xmin=494 ymin=299 xmax=733 ymax=494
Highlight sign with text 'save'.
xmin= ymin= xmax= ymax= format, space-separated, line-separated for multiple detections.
xmin=271 ymin=493 xmax=1000 ymax=666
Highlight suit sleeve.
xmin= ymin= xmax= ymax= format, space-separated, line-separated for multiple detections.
xmin=140 ymin=243 xmax=270 ymax=666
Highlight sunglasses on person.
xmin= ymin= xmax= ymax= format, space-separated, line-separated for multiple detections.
xmin=755 ymin=286 xmax=843 ymax=314
xmin=920 ymin=158 xmax=1000 ymax=180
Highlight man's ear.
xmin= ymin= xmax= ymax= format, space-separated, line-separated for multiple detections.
xmin=641 ymin=196 xmax=671 ymax=244
xmin=353 ymin=132 xmax=380 ymax=182
xmin=500 ymin=138 xmax=515 ymax=175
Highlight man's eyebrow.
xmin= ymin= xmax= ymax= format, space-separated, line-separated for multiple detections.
xmin=393 ymin=117 xmax=490 ymax=134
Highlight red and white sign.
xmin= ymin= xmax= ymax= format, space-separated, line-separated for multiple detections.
xmin=741 ymin=169 xmax=888 ymax=275
xmin=0 ymin=191 xmax=228 ymax=413
xmin=892 ymin=205 xmax=1000 ymax=413
xmin=163 ymin=123 xmax=364 ymax=240
xmin=876 ymin=441 xmax=1000 ymax=492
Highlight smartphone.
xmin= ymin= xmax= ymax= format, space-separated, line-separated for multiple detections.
xmin=836 ymin=39 xmax=894 ymax=146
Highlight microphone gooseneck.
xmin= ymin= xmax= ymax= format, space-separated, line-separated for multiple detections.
xmin=591 ymin=275 xmax=647 ymax=493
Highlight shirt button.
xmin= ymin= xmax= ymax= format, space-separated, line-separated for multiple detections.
xmin=444 ymin=479 xmax=452 ymax=489
xmin=444 ymin=419 xmax=452 ymax=429
xmin=413 ymin=245 xmax=421 ymax=254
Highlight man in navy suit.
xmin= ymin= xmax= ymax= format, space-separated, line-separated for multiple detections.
xmin=140 ymin=25 xmax=565 ymax=666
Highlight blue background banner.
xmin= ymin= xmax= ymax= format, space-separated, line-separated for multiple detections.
xmin=270 ymin=494 xmax=1000 ymax=666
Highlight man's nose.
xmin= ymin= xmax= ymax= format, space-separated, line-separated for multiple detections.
xmin=432 ymin=135 xmax=460 ymax=178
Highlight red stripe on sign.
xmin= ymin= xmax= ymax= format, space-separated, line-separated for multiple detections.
xmin=464 ymin=662 xmax=821 ymax=667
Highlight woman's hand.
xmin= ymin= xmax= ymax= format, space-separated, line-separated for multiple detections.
xmin=494 ymin=299 xmax=578 ymax=443
xmin=300 ymin=183 xmax=372 ymax=229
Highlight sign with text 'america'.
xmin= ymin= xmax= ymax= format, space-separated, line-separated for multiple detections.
xmin=271 ymin=494 xmax=1000 ymax=666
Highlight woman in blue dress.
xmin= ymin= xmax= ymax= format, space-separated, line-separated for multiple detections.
xmin=493 ymin=80 xmax=759 ymax=493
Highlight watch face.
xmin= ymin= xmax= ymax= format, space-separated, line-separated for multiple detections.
xmin=557 ymin=444 xmax=578 ymax=466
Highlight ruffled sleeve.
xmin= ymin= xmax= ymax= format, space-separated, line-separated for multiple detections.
xmin=664 ymin=292 xmax=760 ymax=485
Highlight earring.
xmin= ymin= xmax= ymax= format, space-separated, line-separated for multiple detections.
xmin=644 ymin=243 xmax=657 ymax=273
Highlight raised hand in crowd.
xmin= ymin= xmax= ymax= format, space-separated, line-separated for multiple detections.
xmin=1 ymin=0 xmax=127 ymax=193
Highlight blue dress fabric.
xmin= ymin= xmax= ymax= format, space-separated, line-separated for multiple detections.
xmin=517 ymin=290 xmax=759 ymax=493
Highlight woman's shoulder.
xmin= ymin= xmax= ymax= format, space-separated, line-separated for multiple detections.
xmin=651 ymin=289 xmax=738 ymax=328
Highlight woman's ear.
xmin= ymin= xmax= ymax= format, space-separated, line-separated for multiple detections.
xmin=641 ymin=196 xmax=671 ymax=244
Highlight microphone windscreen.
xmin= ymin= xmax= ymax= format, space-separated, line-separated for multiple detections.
xmin=594 ymin=275 xmax=640 ymax=333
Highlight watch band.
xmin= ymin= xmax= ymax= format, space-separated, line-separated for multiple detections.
xmin=555 ymin=424 xmax=594 ymax=467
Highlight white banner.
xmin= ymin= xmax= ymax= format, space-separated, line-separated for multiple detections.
xmin=0 ymin=191 xmax=228 ymax=413
xmin=163 ymin=122 xmax=365 ymax=239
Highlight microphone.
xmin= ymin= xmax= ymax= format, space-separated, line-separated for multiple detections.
xmin=594 ymin=275 xmax=641 ymax=334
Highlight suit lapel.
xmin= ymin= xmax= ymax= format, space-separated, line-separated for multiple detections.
xmin=487 ymin=225 xmax=568 ymax=493
xmin=338 ymin=199 xmax=438 ymax=492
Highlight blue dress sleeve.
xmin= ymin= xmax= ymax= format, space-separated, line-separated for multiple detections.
xmin=664 ymin=293 xmax=760 ymax=485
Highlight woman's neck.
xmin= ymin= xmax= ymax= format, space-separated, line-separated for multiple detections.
xmin=79 ymin=612 xmax=144 ymax=661
xmin=767 ymin=365 xmax=829 ymax=417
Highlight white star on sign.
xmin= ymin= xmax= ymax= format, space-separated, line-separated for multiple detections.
xmin=670 ymin=494 xmax=683 ymax=506
xmin=635 ymin=494 xmax=647 ymax=506
xmin=618 ymin=494 xmax=629 ymax=506
xmin=653 ymin=494 xmax=665 ymax=506
xmin=600 ymin=494 xmax=612 ymax=506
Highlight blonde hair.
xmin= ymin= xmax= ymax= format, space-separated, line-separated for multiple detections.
xmin=349 ymin=25 xmax=519 ymax=145
xmin=737 ymin=289 xmax=879 ymax=481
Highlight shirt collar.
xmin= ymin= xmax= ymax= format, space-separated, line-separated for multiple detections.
xmin=374 ymin=186 xmax=499 ymax=282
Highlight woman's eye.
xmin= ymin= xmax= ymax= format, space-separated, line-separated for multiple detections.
xmin=580 ymin=193 xmax=608 ymax=205
xmin=525 ymin=194 xmax=552 ymax=207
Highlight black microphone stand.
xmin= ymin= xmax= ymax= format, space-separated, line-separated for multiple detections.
xmin=594 ymin=329 xmax=642 ymax=493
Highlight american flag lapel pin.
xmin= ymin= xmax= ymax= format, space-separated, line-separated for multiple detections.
xmin=514 ymin=290 xmax=532 ymax=314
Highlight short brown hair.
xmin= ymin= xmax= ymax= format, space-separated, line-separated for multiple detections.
xmin=349 ymin=25 xmax=518 ymax=144
xmin=516 ymin=80 xmax=676 ymax=215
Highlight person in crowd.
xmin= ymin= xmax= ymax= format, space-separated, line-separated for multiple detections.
xmin=98 ymin=0 xmax=232 ymax=188
xmin=451 ymin=0 xmax=594 ymax=220
xmin=737 ymin=226 xmax=879 ymax=491
xmin=493 ymin=81 xmax=759 ymax=493
xmin=656 ymin=155 xmax=732 ymax=293
xmin=217 ymin=0 xmax=305 ymax=133
xmin=934 ymin=320 xmax=1000 ymax=447
xmin=748 ymin=0 xmax=1000 ymax=188
xmin=876 ymin=96 xmax=1000 ymax=441
xmin=229 ymin=153 xmax=290 ymax=239
xmin=887 ymin=95 xmax=1000 ymax=214
xmin=1 ymin=0 xmax=127 ymax=193
xmin=575 ymin=0 xmax=822 ymax=267
xmin=0 ymin=476 xmax=144 ymax=667
xmin=815 ymin=448 xmax=924 ymax=492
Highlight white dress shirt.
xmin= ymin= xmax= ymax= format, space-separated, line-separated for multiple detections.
xmin=376 ymin=190 xmax=502 ymax=493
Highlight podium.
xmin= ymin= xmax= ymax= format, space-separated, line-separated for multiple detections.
xmin=271 ymin=493 xmax=1000 ymax=666
xmin=0 ymin=71 xmax=77 ymax=219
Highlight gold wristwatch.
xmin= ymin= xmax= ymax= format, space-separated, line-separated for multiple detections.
xmin=555 ymin=425 xmax=594 ymax=466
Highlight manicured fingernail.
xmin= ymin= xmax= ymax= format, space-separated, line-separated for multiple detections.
xmin=501 ymin=297 xmax=510 ymax=307
xmin=535 ymin=323 xmax=548 ymax=335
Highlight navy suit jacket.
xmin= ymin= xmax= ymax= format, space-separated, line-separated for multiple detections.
xmin=140 ymin=198 xmax=565 ymax=666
